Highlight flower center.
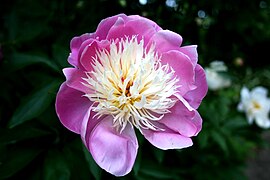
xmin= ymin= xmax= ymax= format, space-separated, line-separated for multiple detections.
xmin=252 ymin=101 xmax=261 ymax=110
xmin=82 ymin=36 xmax=179 ymax=132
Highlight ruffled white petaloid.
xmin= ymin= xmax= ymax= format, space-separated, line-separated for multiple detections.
xmin=82 ymin=37 xmax=179 ymax=132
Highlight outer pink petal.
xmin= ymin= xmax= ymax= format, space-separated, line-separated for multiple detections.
xmin=159 ymin=98 xmax=201 ymax=137
xmin=142 ymin=127 xmax=193 ymax=150
xmin=68 ymin=14 xmax=128 ymax=70
xmin=161 ymin=50 xmax=196 ymax=95
xmin=80 ymin=40 xmax=111 ymax=71
xmin=180 ymin=45 xmax=198 ymax=67
xmin=192 ymin=111 xmax=203 ymax=136
xmin=184 ymin=65 xmax=208 ymax=109
xmin=63 ymin=68 xmax=89 ymax=93
xmin=106 ymin=18 xmax=158 ymax=44
xmin=128 ymin=15 xmax=162 ymax=32
xmin=68 ymin=33 xmax=94 ymax=68
xmin=88 ymin=116 xmax=138 ymax=176
xmin=147 ymin=30 xmax=182 ymax=54
xmin=95 ymin=14 xmax=128 ymax=39
xmin=55 ymin=83 xmax=92 ymax=134
xmin=80 ymin=107 xmax=100 ymax=146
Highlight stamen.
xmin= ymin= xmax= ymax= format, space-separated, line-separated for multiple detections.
xmin=83 ymin=36 xmax=179 ymax=132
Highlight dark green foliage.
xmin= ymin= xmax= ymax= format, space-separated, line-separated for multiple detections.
xmin=1 ymin=0 xmax=270 ymax=179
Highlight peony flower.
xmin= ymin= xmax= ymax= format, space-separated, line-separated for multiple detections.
xmin=55 ymin=14 xmax=207 ymax=176
xmin=205 ymin=60 xmax=231 ymax=90
xmin=238 ymin=86 xmax=270 ymax=129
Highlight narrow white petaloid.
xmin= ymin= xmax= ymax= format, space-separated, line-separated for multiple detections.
xmin=83 ymin=36 xmax=179 ymax=132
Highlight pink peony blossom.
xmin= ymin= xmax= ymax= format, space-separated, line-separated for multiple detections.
xmin=55 ymin=14 xmax=207 ymax=176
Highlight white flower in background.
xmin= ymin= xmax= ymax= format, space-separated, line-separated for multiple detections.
xmin=205 ymin=61 xmax=231 ymax=90
xmin=238 ymin=86 xmax=270 ymax=129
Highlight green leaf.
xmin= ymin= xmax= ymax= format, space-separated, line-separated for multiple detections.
xmin=43 ymin=150 xmax=70 ymax=180
xmin=82 ymin=144 xmax=102 ymax=180
xmin=52 ymin=44 xmax=69 ymax=68
xmin=198 ymin=130 xmax=209 ymax=149
xmin=62 ymin=139 xmax=93 ymax=179
xmin=223 ymin=115 xmax=249 ymax=129
xmin=133 ymin=147 xmax=142 ymax=175
xmin=139 ymin=160 xmax=179 ymax=179
xmin=0 ymin=123 xmax=52 ymax=145
xmin=153 ymin=148 xmax=165 ymax=164
xmin=0 ymin=53 xmax=60 ymax=76
xmin=211 ymin=130 xmax=228 ymax=154
xmin=8 ymin=80 xmax=62 ymax=128
xmin=0 ymin=146 xmax=42 ymax=179
xmin=5 ymin=11 xmax=18 ymax=41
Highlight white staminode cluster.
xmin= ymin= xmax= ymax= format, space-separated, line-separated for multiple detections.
xmin=83 ymin=36 xmax=179 ymax=132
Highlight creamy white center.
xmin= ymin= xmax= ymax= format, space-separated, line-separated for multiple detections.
xmin=82 ymin=37 xmax=179 ymax=132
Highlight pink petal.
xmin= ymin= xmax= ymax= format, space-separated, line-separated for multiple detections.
xmin=147 ymin=30 xmax=182 ymax=54
xmin=55 ymin=83 xmax=92 ymax=134
xmin=63 ymin=68 xmax=89 ymax=93
xmin=88 ymin=116 xmax=138 ymax=176
xmin=80 ymin=40 xmax=110 ymax=71
xmin=142 ymin=127 xmax=193 ymax=150
xmin=161 ymin=50 xmax=196 ymax=95
xmin=106 ymin=18 xmax=158 ymax=44
xmin=68 ymin=33 xmax=94 ymax=68
xmin=180 ymin=45 xmax=198 ymax=67
xmin=159 ymin=98 xmax=201 ymax=137
xmin=80 ymin=107 xmax=100 ymax=146
xmin=192 ymin=111 xmax=203 ymax=136
xmin=128 ymin=15 xmax=162 ymax=32
xmin=95 ymin=14 xmax=128 ymax=39
xmin=184 ymin=65 xmax=208 ymax=109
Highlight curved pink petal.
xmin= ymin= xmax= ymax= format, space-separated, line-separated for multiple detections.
xmin=80 ymin=107 xmax=100 ymax=146
xmin=104 ymin=16 xmax=126 ymax=40
xmin=180 ymin=45 xmax=198 ymax=67
xmin=70 ymin=14 xmax=128 ymax=70
xmin=63 ymin=68 xmax=89 ymax=93
xmin=68 ymin=33 xmax=94 ymax=68
xmin=142 ymin=127 xmax=193 ymax=150
xmin=184 ymin=65 xmax=208 ymax=109
xmin=159 ymin=98 xmax=201 ymax=137
xmin=80 ymin=107 xmax=91 ymax=145
xmin=129 ymin=15 xmax=162 ymax=32
xmin=191 ymin=111 xmax=203 ymax=136
xmin=147 ymin=30 xmax=182 ymax=54
xmin=161 ymin=50 xmax=196 ymax=95
xmin=95 ymin=14 xmax=128 ymax=39
xmin=55 ymin=83 xmax=92 ymax=134
xmin=80 ymin=40 xmax=111 ymax=71
xmin=88 ymin=116 xmax=138 ymax=176
xmin=106 ymin=18 xmax=158 ymax=44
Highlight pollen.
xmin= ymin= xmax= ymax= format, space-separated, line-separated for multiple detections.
xmin=82 ymin=36 xmax=179 ymax=132
xmin=252 ymin=101 xmax=261 ymax=110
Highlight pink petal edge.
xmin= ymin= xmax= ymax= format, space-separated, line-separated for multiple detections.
xmin=161 ymin=50 xmax=196 ymax=95
xmin=160 ymin=98 xmax=200 ymax=137
xmin=88 ymin=116 xmax=138 ymax=176
xmin=55 ymin=83 xmax=92 ymax=134
xmin=184 ymin=65 xmax=208 ymax=109
xmin=63 ymin=68 xmax=89 ymax=93
xmin=142 ymin=127 xmax=193 ymax=150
